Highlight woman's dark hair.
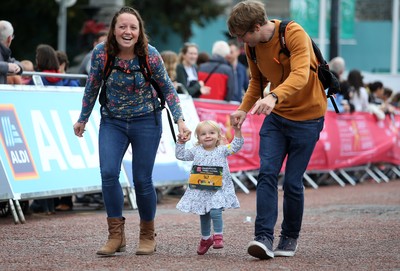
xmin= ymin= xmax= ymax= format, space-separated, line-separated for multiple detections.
xmin=56 ymin=50 xmax=69 ymax=71
xmin=35 ymin=44 xmax=59 ymax=71
xmin=347 ymin=69 xmax=364 ymax=96
xmin=368 ymin=81 xmax=383 ymax=93
xmin=106 ymin=6 xmax=149 ymax=57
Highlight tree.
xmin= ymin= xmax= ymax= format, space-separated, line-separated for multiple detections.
xmin=0 ymin=0 xmax=226 ymax=65
xmin=0 ymin=0 xmax=89 ymax=64
xmin=128 ymin=0 xmax=226 ymax=42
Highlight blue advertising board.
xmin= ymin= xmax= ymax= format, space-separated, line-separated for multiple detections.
xmin=0 ymin=85 xmax=198 ymax=202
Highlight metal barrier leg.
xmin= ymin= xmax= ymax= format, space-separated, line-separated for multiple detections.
xmin=231 ymin=174 xmax=250 ymax=194
xmin=339 ymin=169 xmax=356 ymax=186
xmin=373 ymin=166 xmax=390 ymax=183
xmin=8 ymin=199 xmax=20 ymax=224
xmin=390 ymin=166 xmax=400 ymax=178
xmin=365 ymin=167 xmax=381 ymax=183
xmin=303 ymin=173 xmax=318 ymax=189
xmin=14 ymin=200 xmax=26 ymax=224
xmin=245 ymin=171 xmax=258 ymax=186
xmin=329 ymin=171 xmax=346 ymax=187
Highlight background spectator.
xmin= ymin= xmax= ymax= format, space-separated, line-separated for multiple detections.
xmin=368 ymin=81 xmax=384 ymax=105
xmin=0 ymin=20 xmax=22 ymax=84
xmin=197 ymin=51 xmax=210 ymax=66
xmin=56 ymin=50 xmax=80 ymax=87
xmin=20 ymin=59 xmax=34 ymax=84
xmin=78 ymin=30 xmax=108 ymax=86
xmin=226 ymin=39 xmax=249 ymax=102
xmin=347 ymin=69 xmax=369 ymax=112
xmin=161 ymin=50 xmax=187 ymax=94
xmin=176 ymin=42 xmax=210 ymax=98
xmin=328 ymin=56 xmax=353 ymax=113
xmin=198 ymin=40 xmax=237 ymax=101
xmin=29 ymin=44 xmax=62 ymax=86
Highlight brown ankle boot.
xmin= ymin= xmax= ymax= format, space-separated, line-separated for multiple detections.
xmin=96 ymin=217 xmax=126 ymax=256
xmin=136 ymin=220 xmax=156 ymax=255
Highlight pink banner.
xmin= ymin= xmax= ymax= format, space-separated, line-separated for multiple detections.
xmin=194 ymin=101 xmax=263 ymax=172
xmin=194 ymin=100 xmax=400 ymax=172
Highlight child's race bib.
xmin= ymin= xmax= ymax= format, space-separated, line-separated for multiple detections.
xmin=188 ymin=165 xmax=223 ymax=190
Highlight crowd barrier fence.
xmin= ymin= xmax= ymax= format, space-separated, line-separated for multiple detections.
xmin=1 ymin=82 xmax=399 ymax=224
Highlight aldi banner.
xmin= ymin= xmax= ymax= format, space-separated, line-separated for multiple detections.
xmin=0 ymin=85 xmax=199 ymax=201
xmin=0 ymin=85 xmax=128 ymax=200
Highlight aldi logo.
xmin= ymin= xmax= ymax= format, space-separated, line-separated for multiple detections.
xmin=0 ymin=105 xmax=38 ymax=180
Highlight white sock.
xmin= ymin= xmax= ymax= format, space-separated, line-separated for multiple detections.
xmin=202 ymin=235 xmax=211 ymax=240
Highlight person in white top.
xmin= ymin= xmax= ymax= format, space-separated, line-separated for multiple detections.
xmin=347 ymin=69 xmax=369 ymax=112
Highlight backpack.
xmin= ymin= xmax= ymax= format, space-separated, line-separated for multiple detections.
xmin=98 ymin=52 xmax=176 ymax=142
xmin=249 ymin=20 xmax=341 ymax=113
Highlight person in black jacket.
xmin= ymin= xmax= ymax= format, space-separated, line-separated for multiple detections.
xmin=176 ymin=42 xmax=210 ymax=97
xmin=0 ymin=20 xmax=22 ymax=84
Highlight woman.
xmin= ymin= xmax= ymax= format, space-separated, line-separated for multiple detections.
xmin=73 ymin=6 xmax=191 ymax=256
xmin=29 ymin=44 xmax=64 ymax=86
xmin=176 ymin=42 xmax=210 ymax=98
xmin=347 ymin=69 xmax=369 ymax=112
xmin=161 ymin=50 xmax=187 ymax=94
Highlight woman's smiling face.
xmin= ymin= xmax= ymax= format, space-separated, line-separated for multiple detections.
xmin=113 ymin=12 xmax=140 ymax=51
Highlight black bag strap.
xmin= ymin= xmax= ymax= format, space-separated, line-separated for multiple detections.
xmin=203 ymin=62 xmax=221 ymax=84
xmin=278 ymin=21 xmax=291 ymax=58
xmin=278 ymin=20 xmax=339 ymax=113
xmin=99 ymin=54 xmax=115 ymax=116
xmin=138 ymin=54 xmax=176 ymax=143
xmin=279 ymin=20 xmax=318 ymax=73
xmin=248 ymin=46 xmax=265 ymax=98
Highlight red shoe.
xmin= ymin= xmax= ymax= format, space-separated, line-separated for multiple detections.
xmin=197 ymin=237 xmax=214 ymax=255
xmin=213 ymin=234 xmax=224 ymax=249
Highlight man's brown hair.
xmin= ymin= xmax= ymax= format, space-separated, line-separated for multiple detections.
xmin=227 ymin=0 xmax=267 ymax=37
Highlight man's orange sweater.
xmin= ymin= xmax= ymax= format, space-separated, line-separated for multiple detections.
xmin=240 ymin=20 xmax=327 ymax=121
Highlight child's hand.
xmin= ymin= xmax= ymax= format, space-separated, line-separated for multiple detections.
xmin=177 ymin=134 xmax=186 ymax=144
xmin=232 ymin=123 xmax=241 ymax=132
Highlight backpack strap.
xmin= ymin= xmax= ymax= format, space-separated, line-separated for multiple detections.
xmin=103 ymin=53 xmax=115 ymax=80
xmin=138 ymin=54 xmax=176 ymax=143
xmin=279 ymin=20 xmax=339 ymax=112
xmin=203 ymin=62 xmax=221 ymax=84
xmin=99 ymin=53 xmax=115 ymax=116
xmin=248 ymin=45 xmax=265 ymax=98
xmin=278 ymin=20 xmax=292 ymax=58
xmin=279 ymin=20 xmax=319 ymax=73
xmin=138 ymin=55 xmax=166 ymax=109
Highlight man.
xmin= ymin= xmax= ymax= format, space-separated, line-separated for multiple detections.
xmin=198 ymin=40 xmax=237 ymax=101
xmin=0 ymin=20 xmax=22 ymax=84
xmin=328 ymin=56 xmax=352 ymax=113
xmin=226 ymin=40 xmax=249 ymax=102
xmin=227 ymin=0 xmax=326 ymax=259
xmin=78 ymin=30 xmax=108 ymax=86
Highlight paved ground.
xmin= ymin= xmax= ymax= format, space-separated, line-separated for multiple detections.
xmin=1 ymin=179 xmax=399 ymax=271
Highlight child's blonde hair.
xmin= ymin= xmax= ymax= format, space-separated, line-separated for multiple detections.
xmin=195 ymin=120 xmax=225 ymax=146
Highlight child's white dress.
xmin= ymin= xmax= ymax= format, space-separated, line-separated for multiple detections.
xmin=176 ymin=136 xmax=244 ymax=215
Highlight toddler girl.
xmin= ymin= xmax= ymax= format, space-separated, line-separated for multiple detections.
xmin=176 ymin=120 xmax=244 ymax=255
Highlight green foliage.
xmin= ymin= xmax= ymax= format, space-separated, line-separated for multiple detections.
xmin=0 ymin=0 xmax=89 ymax=64
xmin=0 ymin=0 xmax=225 ymax=66
xmin=127 ymin=0 xmax=226 ymax=41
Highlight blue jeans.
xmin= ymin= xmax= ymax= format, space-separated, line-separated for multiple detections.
xmin=200 ymin=208 xmax=223 ymax=236
xmin=255 ymin=113 xmax=324 ymax=241
xmin=99 ymin=112 xmax=162 ymax=221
